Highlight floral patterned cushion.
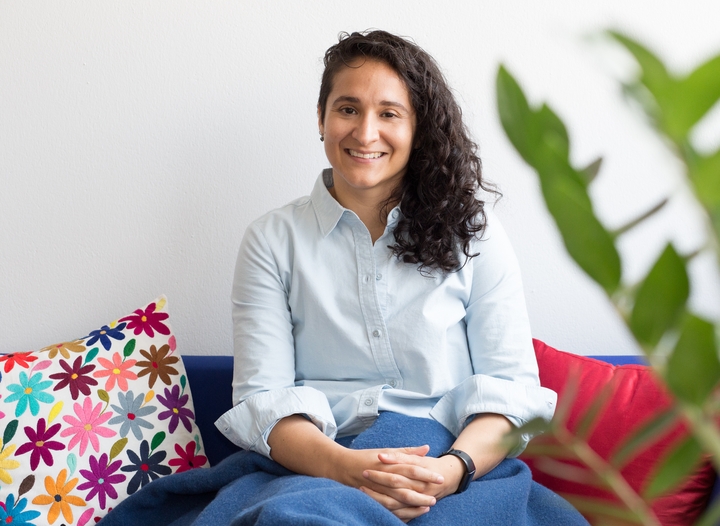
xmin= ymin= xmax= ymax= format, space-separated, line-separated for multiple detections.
xmin=0 ymin=296 xmax=208 ymax=525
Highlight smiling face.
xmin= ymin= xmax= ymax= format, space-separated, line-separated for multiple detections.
xmin=318 ymin=59 xmax=416 ymax=209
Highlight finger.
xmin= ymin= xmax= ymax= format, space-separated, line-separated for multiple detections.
xmin=401 ymin=444 xmax=430 ymax=457
xmin=363 ymin=469 xmax=442 ymax=494
xmin=361 ymin=476 xmax=437 ymax=507
xmin=374 ymin=458 xmax=444 ymax=484
xmin=378 ymin=447 xmax=431 ymax=466
xmin=394 ymin=506 xmax=432 ymax=522
xmin=359 ymin=486 xmax=432 ymax=520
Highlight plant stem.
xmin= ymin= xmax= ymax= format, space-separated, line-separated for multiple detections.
xmin=554 ymin=425 xmax=661 ymax=526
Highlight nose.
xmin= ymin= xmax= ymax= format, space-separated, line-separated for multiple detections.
xmin=352 ymin=114 xmax=379 ymax=145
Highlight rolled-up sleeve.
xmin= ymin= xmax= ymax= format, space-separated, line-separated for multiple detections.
xmin=431 ymin=211 xmax=557 ymax=456
xmin=214 ymin=221 xmax=337 ymax=458
xmin=215 ymin=386 xmax=337 ymax=457
xmin=430 ymin=374 xmax=555 ymax=457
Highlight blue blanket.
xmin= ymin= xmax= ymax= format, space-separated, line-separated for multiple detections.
xmin=98 ymin=413 xmax=588 ymax=525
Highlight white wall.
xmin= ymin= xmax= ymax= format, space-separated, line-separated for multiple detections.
xmin=2 ymin=0 xmax=719 ymax=357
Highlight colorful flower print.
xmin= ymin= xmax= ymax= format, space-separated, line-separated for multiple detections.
xmin=84 ymin=323 xmax=127 ymax=351
xmin=32 ymin=468 xmax=86 ymax=525
xmin=40 ymin=339 xmax=86 ymax=360
xmin=168 ymin=441 xmax=207 ymax=473
xmin=93 ymin=352 xmax=137 ymax=392
xmin=0 ymin=352 xmax=38 ymax=373
xmin=0 ymin=440 xmax=21 ymax=484
xmin=77 ymin=453 xmax=126 ymax=510
xmin=135 ymin=344 xmax=179 ymax=388
xmin=4 ymin=371 xmax=54 ymax=417
xmin=49 ymin=356 xmax=98 ymax=400
xmin=121 ymin=440 xmax=171 ymax=494
xmin=119 ymin=303 xmax=170 ymax=338
xmin=61 ymin=397 xmax=116 ymax=456
xmin=108 ymin=391 xmax=156 ymax=440
xmin=157 ymin=385 xmax=194 ymax=434
xmin=0 ymin=493 xmax=42 ymax=526
xmin=15 ymin=418 xmax=65 ymax=470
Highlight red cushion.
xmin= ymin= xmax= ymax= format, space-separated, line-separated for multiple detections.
xmin=521 ymin=339 xmax=716 ymax=525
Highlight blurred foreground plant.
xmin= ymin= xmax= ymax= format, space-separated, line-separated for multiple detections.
xmin=498 ymin=32 xmax=720 ymax=525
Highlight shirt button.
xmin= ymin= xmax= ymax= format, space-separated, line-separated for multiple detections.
xmin=391 ymin=210 xmax=399 ymax=219
xmin=364 ymin=398 xmax=374 ymax=406
xmin=376 ymin=273 xmax=382 ymax=280
xmin=389 ymin=380 xmax=397 ymax=387
xmin=372 ymin=329 xmax=381 ymax=338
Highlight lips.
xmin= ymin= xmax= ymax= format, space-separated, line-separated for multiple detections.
xmin=347 ymin=149 xmax=384 ymax=159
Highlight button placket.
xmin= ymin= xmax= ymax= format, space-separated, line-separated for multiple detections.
xmin=353 ymin=220 xmax=402 ymax=385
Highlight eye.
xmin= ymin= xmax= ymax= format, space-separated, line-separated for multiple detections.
xmin=339 ymin=107 xmax=357 ymax=115
xmin=381 ymin=111 xmax=399 ymax=118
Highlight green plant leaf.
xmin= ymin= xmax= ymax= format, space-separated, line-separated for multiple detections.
xmin=608 ymin=31 xmax=683 ymax=140
xmin=644 ymin=434 xmax=703 ymax=499
xmin=124 ymin=338 xmax=136 ymax=358
xmin=496 ymin=65 xmax=538 ymax=166
xmin=509 ymin=416 xmax=552 ymax=438
xmin=579 ymin=157 xmax=603 ymax=185
xmin=672 ymin=53 xmax=720 ymax=139
xmin=690 ymin=148 xmax=720 ymax=207
xmin=533 ymin=457 xmax=605 ymax=487
xmin=564 ymin=495 xmax=645 ymax=524
xmin=520 ymin=443 xmax=577 ymax=460
xmin=541 ymin=171 xmax=622 ymax=293
xmin=689 ymin=148 xmax=720 ymax=244
xmin=696 ymin=494 xmax=720 ymax=526
xmin=2 ymin=419 xmax=18 ymax=450
xmin=609 ymin=32 xmax=720 ymax=143
xmin=496 ymin=65 xmax=621 ymax=293
xmin=629 ymin=244 xmax=689 ymax=348
xmin=536 ymin=103 xmax=570 ymax=163
xmin=574 ymin=378 xmax=615 ymax=441
xmin=665 ymin=314 xmax=720 ymax=405
xmin=608 ymin=31 xmax=671 ymax=96
xmin=611 ymin=409 xmax=678 ymax=469
xmin=151 ymin=431 xmax=166 ymax=452
xmin=504 ymin=417 xmax=551 ymax=451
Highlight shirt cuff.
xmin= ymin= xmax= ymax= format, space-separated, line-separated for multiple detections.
xmin=429 ymin=374 xmax=557 ymax=457
xmin=214 ymin=386 xmax=338 ymax=458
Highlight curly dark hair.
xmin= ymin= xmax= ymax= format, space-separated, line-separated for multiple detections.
xmin=318 ymin=30 xmax=498 ymax=272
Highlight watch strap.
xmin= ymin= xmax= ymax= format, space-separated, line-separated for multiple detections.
xmin=439 ymin=448 xmax=476 ymax=494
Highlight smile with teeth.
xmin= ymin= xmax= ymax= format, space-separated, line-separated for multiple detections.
xmin=347 ymin=149 xmax=384 ymax=159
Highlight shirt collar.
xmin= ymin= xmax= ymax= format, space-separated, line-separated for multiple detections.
xmin=311 ymin=169 xmax=345 ymax=237
xmin=311 ymin=168 xmax=404 ymax=237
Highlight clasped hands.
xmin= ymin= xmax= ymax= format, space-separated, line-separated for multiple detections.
xmin=333 ymin=445 xmax=465 ymax=522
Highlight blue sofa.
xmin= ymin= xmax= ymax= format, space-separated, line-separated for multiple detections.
xmin=181 ymin=354 xmax=718 ymax=524
xmin=181 ymin=354 xmax=647 ymax=468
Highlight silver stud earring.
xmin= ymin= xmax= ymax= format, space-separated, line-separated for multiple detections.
xmin=320 ymin=134 xmax=324 ymax=142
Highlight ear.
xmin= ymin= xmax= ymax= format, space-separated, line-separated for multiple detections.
xmin=317 ymin=104 xmax=324 ymax=136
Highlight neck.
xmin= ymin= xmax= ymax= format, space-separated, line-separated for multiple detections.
xmin=329 ymin=185 xmax=394 ymax=244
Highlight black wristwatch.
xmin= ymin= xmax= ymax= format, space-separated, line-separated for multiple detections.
xmin=439 ymin=449 xmax=476 ymax=494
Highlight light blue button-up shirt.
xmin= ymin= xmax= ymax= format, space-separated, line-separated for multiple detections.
xmin=215 ymin=170 xmax=557 ymax=458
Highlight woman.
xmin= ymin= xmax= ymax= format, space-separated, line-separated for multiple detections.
xmin=213 ymin=30 xmax=585 ymax=524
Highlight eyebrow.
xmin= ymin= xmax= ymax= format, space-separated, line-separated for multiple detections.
xmin=331 ymin=95 xmax=411 ymax=113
